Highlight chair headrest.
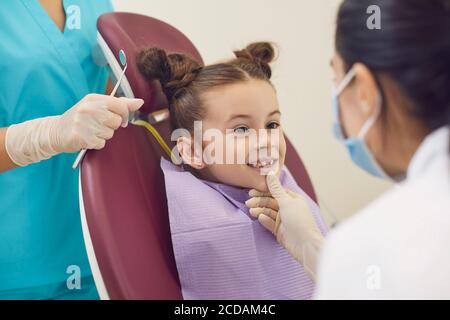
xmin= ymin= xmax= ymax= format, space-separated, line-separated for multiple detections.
xmin=97 ymin=12 xmax=203 ymax=114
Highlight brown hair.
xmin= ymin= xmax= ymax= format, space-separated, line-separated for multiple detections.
xmin=136 ymin=42 xmax=276 ymax=131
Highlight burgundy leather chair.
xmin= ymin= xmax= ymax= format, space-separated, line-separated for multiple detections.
xmin=79 ymin=12 xmax=317 ymax=300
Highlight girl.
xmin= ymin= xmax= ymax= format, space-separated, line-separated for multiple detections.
xmin=137 ymin=42 xmax=327 ymax=299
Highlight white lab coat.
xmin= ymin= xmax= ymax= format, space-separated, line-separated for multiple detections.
xmin=315 ymin=126 xmax=450 ymax=299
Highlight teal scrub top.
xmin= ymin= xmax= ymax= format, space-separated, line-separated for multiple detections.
xmin=0 ymin=0 xmax=113 ymax=299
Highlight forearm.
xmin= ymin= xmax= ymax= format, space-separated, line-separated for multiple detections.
xmin=0 ymin=127 xmax=18 ymax=173
xmin=1 ymin=116 xmax=61 ymax=172
xmin=0 ymin=95 xmax=143 ymax=173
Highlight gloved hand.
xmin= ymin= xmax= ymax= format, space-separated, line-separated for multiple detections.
xmin=5 ymin=94 xmax=144 ymax=166
xmin=245 ymin=173 xmax=324 ymax=281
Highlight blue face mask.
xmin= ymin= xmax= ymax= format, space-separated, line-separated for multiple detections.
xmin=332 ymin=68 xmax=389 ymax=179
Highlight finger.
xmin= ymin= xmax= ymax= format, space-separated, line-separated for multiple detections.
xmin=88 ymin=137 xmax=106 ymax=150
xmin=120 ymin=97 xmax=145 ymax=112
xmin=249 ymin=189 xmax=271 ymax=197
xmin=258 ymin=214 xmax=276 ymax=234
xmin=96 ymin=96 xmax=129 ymax=127
xmin=249 ymin=207 xmax=278 ymax=220
xmin=245 ymin=196 xmax=279 ymax=211
xmin=266 ymin=174 xmax=288 ymax=200
xmin=102 ymin=96 xmax=144 ymax=127
xmin=96 ymin=128 xmax=114 ymax=140
xmin=274 ymin=212 xmax=282 ymax=237
xmin=118 ymin=97 xmax=144 ymax=126
xmin=102 ymin=112 xmax=123 ymax=130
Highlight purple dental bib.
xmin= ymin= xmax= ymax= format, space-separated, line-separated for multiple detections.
xmin=161 ymin=158 xmax=327 ymax=299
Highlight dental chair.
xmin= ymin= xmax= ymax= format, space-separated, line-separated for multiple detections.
xmin=79 ymin=12 xmax=317 ymax=300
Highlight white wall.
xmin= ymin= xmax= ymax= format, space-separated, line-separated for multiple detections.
xmin=111 ymin=0 xmax=392 ymax=225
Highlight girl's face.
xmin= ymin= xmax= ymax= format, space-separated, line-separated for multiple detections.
xmin=180 ymin=79 xmax=286 ymax=192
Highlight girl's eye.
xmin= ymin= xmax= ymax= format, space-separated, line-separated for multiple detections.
xmin=267 ymin=122 xmax=280 ymax=130
xmin=233 ymin=126 xmax=249 ymax=134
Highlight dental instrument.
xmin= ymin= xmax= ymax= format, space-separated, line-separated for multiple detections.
xmin=72 ymin=49 xmax=128 ymax=169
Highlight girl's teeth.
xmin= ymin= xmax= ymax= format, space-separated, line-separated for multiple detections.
xmin=249 ymin=159 xmax=276 ymax=169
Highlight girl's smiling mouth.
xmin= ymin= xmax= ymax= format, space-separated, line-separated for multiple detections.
xmin=247 ymin=157 xmax=279 ymax=175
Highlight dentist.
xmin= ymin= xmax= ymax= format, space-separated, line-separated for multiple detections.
xmin=0 ymin=1 xmax=143 ymax=299
xmin=246 ymin=0 xmax=450 ymax=299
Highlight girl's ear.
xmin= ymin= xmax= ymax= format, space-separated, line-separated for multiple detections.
xmin=176 ymin=136 xmax=205 ymax=170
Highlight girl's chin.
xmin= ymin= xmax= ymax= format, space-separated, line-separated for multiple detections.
xmin=243 ymin=165 xmax=283 ymax=192
xmin=248 ymin=174 xmax=269 ymax=193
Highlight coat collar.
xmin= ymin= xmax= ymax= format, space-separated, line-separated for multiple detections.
xmin=407 ymin=126 xmax=450 ymax=180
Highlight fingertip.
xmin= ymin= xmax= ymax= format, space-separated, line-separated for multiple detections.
xmin=249 ymin=208 xmax=258 ymax=218
xmin=245 ymin=197 xmax=260 ymax=208
xmin=128 ymin=98 xmax=145 ymax=111
xmin=266 ymin=173 xmax=286 ymax=199
xmin=257 ymin=213 xmax=264 ymax=223
xmin=249 ymin=189 xmax=271 ymax=197
xmin=258 ymin=214 xmax=275 ymax=233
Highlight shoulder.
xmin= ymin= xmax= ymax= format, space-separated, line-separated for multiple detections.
xmin=72 ymin=0 xmax=113 ymax=20
xmin=96 ymin=0 xmax=114 ymax=13
xmin=315 ymin=177 xmax=450 ymax=299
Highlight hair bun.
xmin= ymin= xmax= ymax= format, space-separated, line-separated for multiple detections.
xmin=234 ymin=42 xmax=276 ymax=64
xmin=137 ymin=48 xmax=202 ymax=100
xmin=233 ymin=42 xmax=276 ymax=78
xmin=136 ymin=47 xmax=172 ymax=86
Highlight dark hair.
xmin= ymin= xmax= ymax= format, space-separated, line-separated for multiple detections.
xmin=336 ymin=0 xmax=450 ymax=150
xmin=136 ymin=42 xmax=276 ymax=131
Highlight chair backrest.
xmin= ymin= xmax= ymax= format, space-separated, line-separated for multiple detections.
xmin=80 ymin=12 xmax=316 ymax=300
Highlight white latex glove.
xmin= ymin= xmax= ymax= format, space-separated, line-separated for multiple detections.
xmin=245 ymin=174 xmax=324 ymax=281
xmin=5 ymin=94 xmax=144 ymax=166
